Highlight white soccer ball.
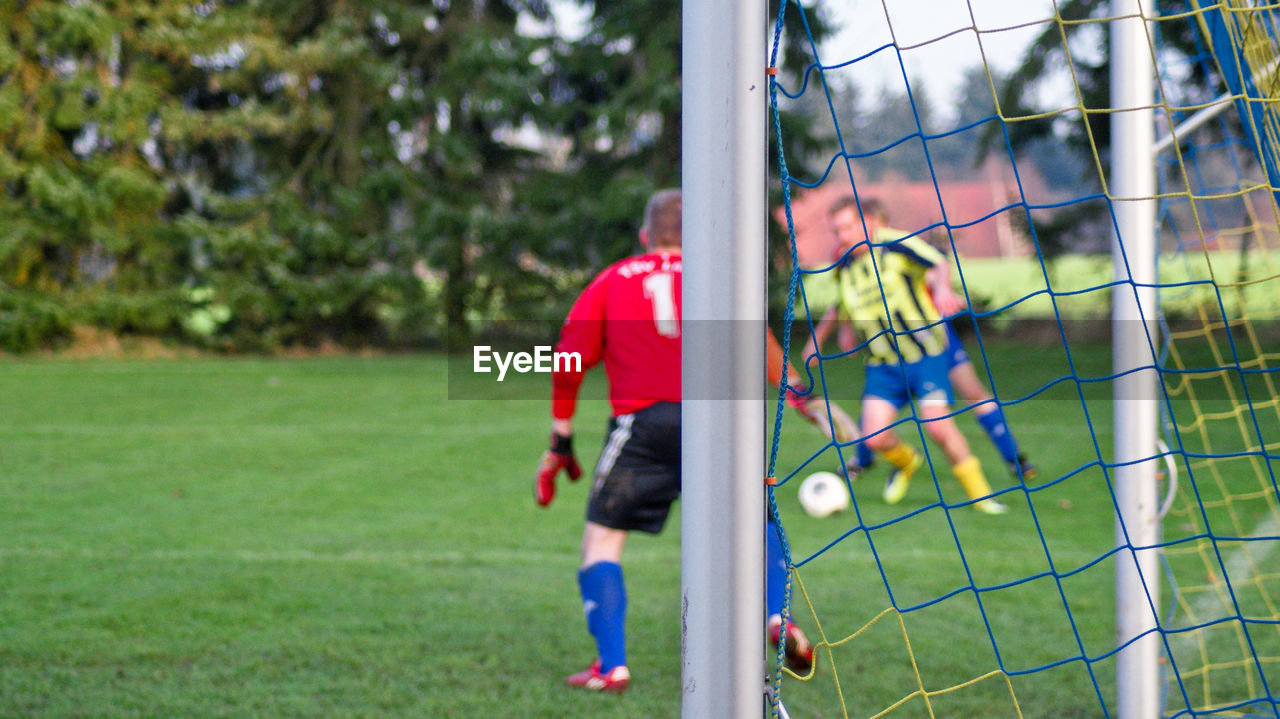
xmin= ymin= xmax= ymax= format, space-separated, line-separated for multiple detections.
xmin=798 ymin=471 xmax=850 ymax=518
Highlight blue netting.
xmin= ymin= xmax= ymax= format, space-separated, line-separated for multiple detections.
xmin=766 ymin=2 xmax=1280 ymax=716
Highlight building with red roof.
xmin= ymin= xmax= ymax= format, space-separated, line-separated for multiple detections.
xmin=775 ymin=158 xmax=1055 ymax=267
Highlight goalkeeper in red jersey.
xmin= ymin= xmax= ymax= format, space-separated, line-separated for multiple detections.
xmin=536 ymin=189 xmax=817 ymax=692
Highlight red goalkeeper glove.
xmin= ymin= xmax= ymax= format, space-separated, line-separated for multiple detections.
xmin=535 ymin=432 xmax=582 ymax=507
xmin=785 ymin=384 xmax=813 ymax=417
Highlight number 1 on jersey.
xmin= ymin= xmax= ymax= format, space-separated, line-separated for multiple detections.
xmin=642 ymin=271 xmax=680 ymax=338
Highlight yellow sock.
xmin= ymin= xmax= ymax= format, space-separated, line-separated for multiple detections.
xmin=880 ymin=443 xmax=918 ymax=471
xmin=953 ymin=456 xmax=993 ymax=501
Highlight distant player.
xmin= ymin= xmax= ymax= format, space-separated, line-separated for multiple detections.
xmin=804 ymin=195 xmax=1008 ymax=514
xmin=535 ymin=190 xmax=816 ymax=692
xmin=813 ymin=271 xmax=1037 ymax=482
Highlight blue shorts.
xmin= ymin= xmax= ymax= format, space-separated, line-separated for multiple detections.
xmin=944 ymin=322 xmax=970 ymax=371
xmin=863 ymin=352 xmax=954 ymax=409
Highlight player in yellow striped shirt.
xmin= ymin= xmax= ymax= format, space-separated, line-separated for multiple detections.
xmin=805 ymin=196 xmax=1007 ymax=514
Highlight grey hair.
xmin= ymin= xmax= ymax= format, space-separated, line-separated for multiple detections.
xmin=643 ymin=188 xmax=682 ymax=248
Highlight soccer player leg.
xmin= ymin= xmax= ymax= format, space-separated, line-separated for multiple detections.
xmin=765 ymin=519 xmax=788 ymax=621
xmin=947 ymin=358 xmax=1034 ymax=475
xmin=782 ymin=371 xmax=856 ymax=446
xmin=826 ymin=401 xmax=858 ymax=447
xmin=571 ymin=403 xmax=681 ymax=689
xmin=947 ymin=342 xmax=1036 ymax=480
xmin=972 ymin=401 xmax=1036 ymax=480
xmin=862 ymin=365 xmax=920 ymax=504
xmin=794 ymin=395 xmax=858 ymax=446
xmin=918 ymin=402 xmax=1007 ymax=516
xmin=575 ymin=522 xmax=629 ymax=686
xmin=853 ymin=411 xmax=875 ymax=472
xmin=913 ymin=355 xmax=1005 ymax=514
xmin=764 ymin=519 xmax=814 ymax=673
xmin=836 ymin=402 xmax=874 ymax=477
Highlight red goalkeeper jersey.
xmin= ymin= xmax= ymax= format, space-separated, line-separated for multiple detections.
xmin=552 ymin=251 xmax=682 ymax=419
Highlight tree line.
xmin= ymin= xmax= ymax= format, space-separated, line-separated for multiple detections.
xmin=0 ymin=2 xmax=623 ymax=350
xmin=0 ymin=0 xmax=834 ymax=352
xmin=0 ymin=0 xmax=1225 ymax=353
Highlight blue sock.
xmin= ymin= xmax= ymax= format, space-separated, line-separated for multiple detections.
xmin=856 ymin=413 xmax=874 ymax=467
xmin=978 ymin=406 xmax=1020 ymax=463
xmin=578 ymin=562 xmax=627 ymax=672
xmin=856 ymin=437 xmax=875 ymax=468
xmin=766 ymin=521 xmax=788 ymax=619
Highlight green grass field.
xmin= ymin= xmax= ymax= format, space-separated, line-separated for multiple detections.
xmin=1 ymin=347 xmax=1277 ymax=717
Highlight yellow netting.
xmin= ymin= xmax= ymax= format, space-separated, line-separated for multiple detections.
xmin=1156 ymin=2 xmax=1280 ymax=715
xmin=769 ymin=0 xmax=1280 ymax=716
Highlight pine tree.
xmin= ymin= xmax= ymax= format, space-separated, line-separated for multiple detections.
xmin=0 ymin=0 xmax=837 ymax=351
xmin=0 ymin=1 xmax=196 ymax=348
xmin=222 ymin=0 xmax=561 ymax=347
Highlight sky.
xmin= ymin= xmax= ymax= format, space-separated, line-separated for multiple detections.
xmin=818 ymin=0 xmax=1060 ymax=113
xmin=539 ymin=0 xmax=1062 ymax=118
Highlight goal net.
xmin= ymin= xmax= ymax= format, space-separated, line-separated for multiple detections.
xmin=766 ymin=1 xmax=1280 ymax=716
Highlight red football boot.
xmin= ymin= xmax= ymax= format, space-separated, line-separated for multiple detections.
xmin=768 ymin=618 xmax=815 ymax=674
xmin=566 ymin=659 xmax=631 ymax=693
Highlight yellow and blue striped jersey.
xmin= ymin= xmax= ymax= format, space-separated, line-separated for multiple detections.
xmin=835 ymin=228 xmax=948 ymax=366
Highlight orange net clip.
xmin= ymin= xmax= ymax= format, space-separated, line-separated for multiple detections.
xmin=765 ymin=476 xmax=778 ymax=486
xmin=765 ymin=67 xmax=778 ymax=76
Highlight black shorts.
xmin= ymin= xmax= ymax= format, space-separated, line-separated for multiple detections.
xmin=586 ymin=402 xmax=681 ymax=534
